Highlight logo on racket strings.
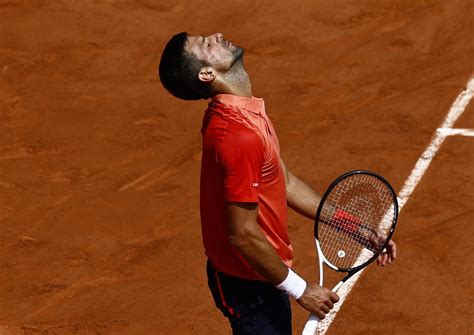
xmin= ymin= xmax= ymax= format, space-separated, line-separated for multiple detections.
xmin=338 ymin=250 xmax=346 ymax=258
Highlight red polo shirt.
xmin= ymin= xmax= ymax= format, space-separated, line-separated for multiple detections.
xmin=200 ymin=94 xmax=293 ymax=281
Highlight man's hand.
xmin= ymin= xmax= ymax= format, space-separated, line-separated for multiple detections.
xmin=377 ymin=239 xmax=397 ymax=266
xmin=296 ymin=282 xmax=340 ymax=320
xmin=368 ymin=233 xmax=397 ymax=266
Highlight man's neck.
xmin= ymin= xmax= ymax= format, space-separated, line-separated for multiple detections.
xmin=215 ymin=59 xmax=252 ymax=98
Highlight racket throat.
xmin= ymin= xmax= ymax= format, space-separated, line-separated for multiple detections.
xmin=316 ymin=240 xmax=324 ymax=286
xmin=332 ymin=280 xmax=344 ymax=292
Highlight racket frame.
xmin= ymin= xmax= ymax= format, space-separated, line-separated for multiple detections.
xmin=314 ymin=170 xmax=399 ymax=273
xmin=302 ymin=170 xmax=399 ymax=335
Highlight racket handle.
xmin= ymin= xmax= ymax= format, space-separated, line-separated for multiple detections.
xmin=302 ymin=314 xmax=319 ymax=335
xmin=301 ymin=281 xmax=343 ymax=335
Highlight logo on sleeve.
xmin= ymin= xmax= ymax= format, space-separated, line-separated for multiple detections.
xmin=252 ymin=182 xmax=259 ymax=187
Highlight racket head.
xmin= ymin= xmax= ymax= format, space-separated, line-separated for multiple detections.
xmin=315 ymin=170 xmax=398 ymax=273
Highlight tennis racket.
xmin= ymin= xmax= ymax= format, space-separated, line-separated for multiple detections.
xmin=302 ymin=170 xmax=398 ymax=335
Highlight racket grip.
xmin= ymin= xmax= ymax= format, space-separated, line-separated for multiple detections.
xmin=302 ymin=314 xmax=319 ymax=335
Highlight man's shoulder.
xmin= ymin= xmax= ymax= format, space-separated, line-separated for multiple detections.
xmin=205 ymin=113 xmax=262 ymax=143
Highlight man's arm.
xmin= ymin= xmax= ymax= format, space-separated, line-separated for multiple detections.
xmin=227 ymin=202 xmax=288 ymax=284
xmin=280 ymin=158 xmax=321 ymax=220
xmin=227 ymin=201 xmax=339 ymax=319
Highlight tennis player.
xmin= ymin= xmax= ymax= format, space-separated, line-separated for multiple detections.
xmin=158 ymin=32 xmax=397 ymax=335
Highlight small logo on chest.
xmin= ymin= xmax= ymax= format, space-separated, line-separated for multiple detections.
xmin=252 ymin=182 xmax=259 ymax=187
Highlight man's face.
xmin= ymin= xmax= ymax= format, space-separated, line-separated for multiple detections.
xmin=186 ymin=33 xmax=243 ymax=72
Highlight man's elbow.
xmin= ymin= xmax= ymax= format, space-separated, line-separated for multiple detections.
xmin=285 ymin=170 xmax=297 ymax=194
xmin=286 ymin=175 xmax=297 ymax=204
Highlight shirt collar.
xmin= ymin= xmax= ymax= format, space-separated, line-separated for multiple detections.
xmin=211 ymin=94 xmax=264 ymax=115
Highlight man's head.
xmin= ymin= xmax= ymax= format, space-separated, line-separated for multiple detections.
xmin=159 ymin=32 xmax=244 ymax=100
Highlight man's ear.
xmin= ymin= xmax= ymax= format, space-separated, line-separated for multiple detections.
xmin=198 ymin=67 xmax=216 ymax=83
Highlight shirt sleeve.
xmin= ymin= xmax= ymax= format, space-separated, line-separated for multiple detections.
xmin=217 ymin=126 xmax=264 ymax=203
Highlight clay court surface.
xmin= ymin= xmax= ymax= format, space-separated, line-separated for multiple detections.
xmin=0 ymin=1 xmax=473 ymax=334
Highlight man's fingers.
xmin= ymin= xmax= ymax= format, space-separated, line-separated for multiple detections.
xmin=321 ymin=304 xmax=330 ymax=314
xmin=330 ymin=291 xmax=340 ymax=303
xmin=310 ymin=302 xmax=327 ymax=320
xmin=325 ymin=299 xmax=334 ymax=310
xmin=375 ymin=240 xmax=397 ymax=267
xmin=390 ymin=241 xmax=397 ymax=259
xmin=378 ymin=253 xmax=388 ymax=266
xmin=316 ymin=311 xmax=326 ymax=320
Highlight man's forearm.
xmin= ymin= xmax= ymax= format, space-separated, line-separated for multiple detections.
xmin=286 ymin=173 xmax=322 ymax=220
xmin=227 ymin=202 xmax=307 ymax=300
xmin=230 ymin=223 xmax=289 ymax=285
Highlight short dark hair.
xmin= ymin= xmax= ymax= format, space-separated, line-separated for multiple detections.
xmin=158 ymin=32 xmax=213 ymax=100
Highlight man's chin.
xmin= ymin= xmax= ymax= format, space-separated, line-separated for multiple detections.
xmin=231 ymin=46 xmax=244 ymax=62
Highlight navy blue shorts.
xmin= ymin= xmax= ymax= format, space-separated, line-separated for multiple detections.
xmin=207 ymin=260 xmax=292 ymax=335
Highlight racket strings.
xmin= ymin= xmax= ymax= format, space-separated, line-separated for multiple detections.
xmin=318 ymin=174 xmax=396 ymax=270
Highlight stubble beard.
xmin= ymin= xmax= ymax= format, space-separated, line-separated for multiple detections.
xmin=230 ymin=45 xmax=244 ymax=65
xmin=214 ymin=45 xmax=250 ymax=94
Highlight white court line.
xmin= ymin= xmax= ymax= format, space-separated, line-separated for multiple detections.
xmin=316 ymin=77 xmax=474 ymax=335
xmin=437 ymin=128 xmax=474 ymax=137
